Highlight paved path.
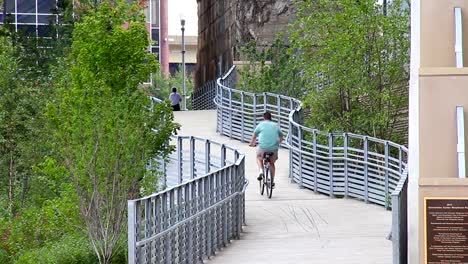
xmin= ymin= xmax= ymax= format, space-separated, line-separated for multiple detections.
xmin=175 ymin=110 xmax=392 ymax=264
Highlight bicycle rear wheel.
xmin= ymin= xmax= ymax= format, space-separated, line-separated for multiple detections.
xmin=265 ymin=167 xmax=273 ymax=198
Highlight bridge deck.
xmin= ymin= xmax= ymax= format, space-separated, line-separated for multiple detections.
xmin=175 ymin=110 xmax=392 ymax=264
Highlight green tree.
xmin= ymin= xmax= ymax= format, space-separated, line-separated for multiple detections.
xmin=238 ymin=36 xmax=305 ymax=98
xmin=47 ymin=1 xmax=178 ymax=263
xmin=290 ymin=0 xmax=409 ymax=142
xmin=0 ymin=36 xmax=41 ymax=215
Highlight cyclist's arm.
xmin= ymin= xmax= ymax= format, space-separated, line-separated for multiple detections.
xmin=249 ymin=134 xmax=257 ymax=146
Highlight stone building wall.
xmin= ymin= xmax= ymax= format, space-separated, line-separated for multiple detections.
xmin=195 ymin=0 xmax=295 ymax=88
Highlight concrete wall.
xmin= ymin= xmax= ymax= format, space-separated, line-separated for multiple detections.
xmin=416 ymin=1 xmax=468 ymax=262
xmin=420 ymin=1 xmax=468 ymax=67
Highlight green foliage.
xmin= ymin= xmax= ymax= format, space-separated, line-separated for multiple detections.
xmin=238 ymin=36 xmax=305 ymax=98
xmin=14 ymin=234 xmax=98 ymax=264
xmin=290 ymin=0 xmax=409 ymax=142
xmin=46 ymin=1 xmax=178 ymax=262
xmin=0 ymin=35 xmax=44 ymax=215
xmin=0 ymin=158 xmax=82 ymax=263
xmin=149 ymin=71 xmax=194 ymax=109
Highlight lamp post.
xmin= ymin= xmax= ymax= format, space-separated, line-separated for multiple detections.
xmin=181 ymin=18 xmax=187 ymax=110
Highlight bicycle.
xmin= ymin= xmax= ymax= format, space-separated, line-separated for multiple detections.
xmin=259 ymin=152 xmax=274 ymax=199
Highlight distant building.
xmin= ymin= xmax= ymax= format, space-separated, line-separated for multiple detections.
xmin=168 ymin=34 xmax=197 ymax=76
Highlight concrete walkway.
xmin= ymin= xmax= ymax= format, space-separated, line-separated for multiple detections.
xmin=175 ymin=110 xmax=392 ymax=264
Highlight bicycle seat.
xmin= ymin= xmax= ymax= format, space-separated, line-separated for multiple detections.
xmin=263 ymin=152 xmax=274 ymax=159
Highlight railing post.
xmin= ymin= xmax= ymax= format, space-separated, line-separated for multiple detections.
xmin=344 ymin=133 xmax=349 ymax=198
xmin=328 ymin=133 xmax=334 ymax=197
xmin=313 ymin=130 xmax=318 ymax=193
xmin=229 ymin=89 xmax=233 ymax=139
xmin=144 ymin=199 xmax=152 ymax=262
xmin=241 ymin=92 xmax=245 ymax=142
xmin=205 ymin=140 xmax=211 ymax=174
xmin=391 ymin=192 xmax=400 ymax=264
xmin=253 ymin=94 xmax=258 ymax=129
xmin=128 ymin=201 xmax=137 ymax=264
xmin=289 ymin=117 xmax=293 ymax=182
xmin=277 ymin=95 xmax=281 ymax=128
xmin=222 ymin=169 xmax=228 ymax=247
xmin=263 ymin=92 xmax=267 ymax=112
xmin=190 ymin=136 xmax=195 ymax=179
xmin=384 ymin=142 xmax=390 ymax=210
xmin=298 ymin=126 xmax=304 ymax=188
xmin=178 ymin=137 xmax=183 ymax=184
xmin=221 ymin=144 xmax=226 ymax=167
xmin=220 ymin=86 xmax=224 ymax=135
xmin=186 ymin=183 xmax=193 ymax=264
xmin=399 ymin=146 xmax=403 ymax=174
xmin=364 ymin=136 xmax=369 ymax=203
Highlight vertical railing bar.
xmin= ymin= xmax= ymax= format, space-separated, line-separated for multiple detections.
xmin=128 ymin=201 xmax=137 ymax=264
xmin=241 ymin=92 xmax=245 ymax=142
xmin=229 ymin=89 xmax=233 ymax=138
xmin=154 ymin=196 xmax=161 ymax=264
xmin=144 ymin=199 xmax=152 ymax=262
xmin=205 ymin=140 xmax=211 ymax=174
xmin=384 ymin=142 xmax=390 ymax=209
xmin=221 ymin=144 xmax=226 ymax=167
xmin=313 ymin=130 xmax=318 ymax=193
xmin=176 ymin=187 xmax=183 ymax=263
xmin=298 ymin=126 xmax=304 ymax=188
xmin=364 ymin=136 xmax=369 ymax=203
xmin=177 ymin=137 xmax=183 ymax=184
xmin=220 ymin=86 xmax=224 ymax=135
xmin=277 ymin=95 xmax=281 ymax=129
xmin=344 ymin=133 xmax=349 ymax=198
xmin=289 ymin=115 xmax=293 ymax=182
xmin=190 ymin=137 xmax=196 ymax=179
xmin=253 ymin=94 xmax=257 ymax=129
xmin=328 ymin=133 xmax=334 ymax=197
xmin=398 ymin=146 xmax=403 ymax=174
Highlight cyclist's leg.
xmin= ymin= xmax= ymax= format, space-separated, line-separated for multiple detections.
xmin=256 ymin=150 xmax=265 ymax=180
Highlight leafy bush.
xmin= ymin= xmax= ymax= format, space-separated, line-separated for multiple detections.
xmin=14 ymin=234 xmax=98 ymax=264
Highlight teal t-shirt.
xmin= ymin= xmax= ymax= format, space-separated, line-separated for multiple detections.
xmin=253 ymin=121 xmax=284 ymax=151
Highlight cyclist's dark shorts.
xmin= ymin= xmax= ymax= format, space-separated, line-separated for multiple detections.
xmin=256 ymin=149 xmax=278 ymax=161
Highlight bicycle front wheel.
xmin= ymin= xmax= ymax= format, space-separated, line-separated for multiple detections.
xmin=265 ymin=167 xmax=273 ymax=198
xmin=259 ymin=171 xmax=265 ymax=195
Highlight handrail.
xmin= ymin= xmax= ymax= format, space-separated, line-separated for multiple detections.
xmin=214 ymin=65 xmax=408 ymax=264
xmin=128 ymin=136 xmax=247 ymax=263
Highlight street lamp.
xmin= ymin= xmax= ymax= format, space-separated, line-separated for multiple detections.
xmin=180 ymin=18 xmax=187 ymax=110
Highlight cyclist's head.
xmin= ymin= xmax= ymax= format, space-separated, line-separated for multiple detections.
xmin=172 ymin=87 xmax=177 ymax=93
xmin=263 ymin=111 xmax=272 ymax=120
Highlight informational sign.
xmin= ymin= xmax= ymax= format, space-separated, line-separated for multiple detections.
xmin=425 ymin=198 xmax=468 ymax=264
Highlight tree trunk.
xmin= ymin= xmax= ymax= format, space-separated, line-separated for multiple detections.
xmin=8 ymin=154 xmax=16 ymax=215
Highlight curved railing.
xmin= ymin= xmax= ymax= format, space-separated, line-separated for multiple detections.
xmin=192 ymin=80 xmax=217 ymax=110
xmin=128 ymin=106 xmax=247 ymax=263
xmin=214 ymin=66 xmax=408 ymax=263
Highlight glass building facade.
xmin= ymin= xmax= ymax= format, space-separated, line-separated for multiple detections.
xmin=0 ymin=0 xmax=161 ymax=61
xmin=0 ymin=0 xmax=59 ymax=37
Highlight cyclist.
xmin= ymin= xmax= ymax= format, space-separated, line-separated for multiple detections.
xmin=249 ymin=111 xmax=284 ymax=187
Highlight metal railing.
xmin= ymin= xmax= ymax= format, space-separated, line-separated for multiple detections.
xmin=192 ymin=80 xmax=217 ymax=110
xmin=128 ymin=137 xmax=247 ymax=263
xmin=214 ymin=65 xmax=409 ymax=264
